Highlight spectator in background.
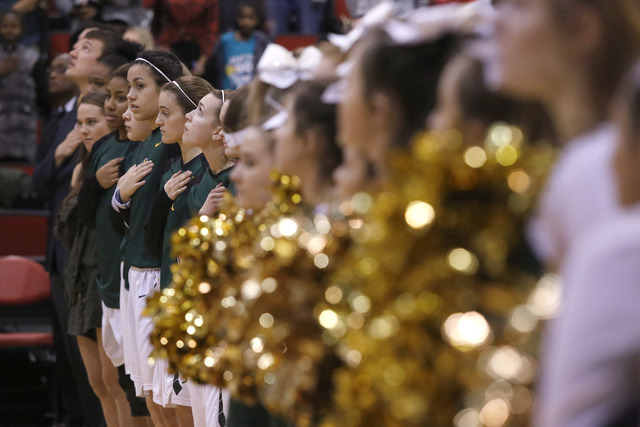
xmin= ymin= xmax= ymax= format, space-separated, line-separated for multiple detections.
xmin=218 ymin=0 xmax=265 ymax=33
xmin=122 ymin=25 xmax=154 ymax=50
xmin=34 ymin=53 xmax=87 ymax=427
xmin=101 ymin=0 xmax=148 ymax=28
xmin=145 ymin=0 xmax=219 ymax=75
xmin=47 ymin=54 xmax=78 ymax=108
xmin=53 ymin=0 xmax=103 ymax=34
xmin=203 ymin=0 xmax=269 ymax=90
xmin=264 ymin=0 xmax=325 ymax=35
xmin=0 ymin=10 xmax=38 ymax=162
xmin=345 ymin=0 xmax=426 ymax=20
xmin=0 ymin=0 xmax=46 ymax=49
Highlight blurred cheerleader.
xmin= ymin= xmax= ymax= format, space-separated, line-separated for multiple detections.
xmin=273 ymin=80 xmax=342 ymax=207
xmin=534 ymin=60 xmax=640 ymax=427
xmin=492 ymin=0 xmax=640 ymax=270
xmin=338 ymin=27 xmax=457 ymax=186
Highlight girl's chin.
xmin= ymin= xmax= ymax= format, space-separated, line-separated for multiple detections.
xmin=224 ymin=149 xmax=240 ymax=158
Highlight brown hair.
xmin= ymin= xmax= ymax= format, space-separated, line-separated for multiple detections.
xmin=111 ymin=63 xmax=130 ymax=80
xmin=453 ymin=54 xmax=555 ymax=144
xmin=551 ymin=0 xmax=640 ymax=111
xmin=134 ymin=50 xmax=184 ymax=88
xmin=221 ymin=85 xmax=250 ymax=132
xmin=161 ymin=76 xmax=214 ymax=115
xmin=209 ymin=88 xmax=236 ymax=123
xmin=63 ymin=92 xmax=108 ymax=207
xmin=246 ymin=79 xmax=294 ymax=126
xmin=358 ymin=28 xmax=457 ymax=148
xmin=79 ymin=91 xmax=107 ymax=110
xmin=616 ymin=59 xmax=640 ymax=136
xmin=290 ymin=80 xmax=341 ymax=179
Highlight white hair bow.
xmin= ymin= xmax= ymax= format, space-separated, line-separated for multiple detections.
xmin=328 ymin=1 xmax=395 ymax=52
xmin=328 ymin=0 xmax=491 ymax=51
xmin=383 ymin=0 xmax=492 ymax=45
xmin=257 ymin=44 xmax=323 ymax=89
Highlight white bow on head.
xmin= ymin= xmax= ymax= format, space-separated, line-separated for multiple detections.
xmin=328 ymin=0 xmax=491 ymax=51
xmin=383 ymin=0 xmax=492 ymax=45
xmin=257 ymin=44 xmax=323 ymax=89
xmin=328 ymin=1 xmax=395 ymax=52
xmin=321 ymin=60 xmax=353 ymax=105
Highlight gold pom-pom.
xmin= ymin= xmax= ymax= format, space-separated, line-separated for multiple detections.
xmin=322 ymin=128 xmax=555 ymax=426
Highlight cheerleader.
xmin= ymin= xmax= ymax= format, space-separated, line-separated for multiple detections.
xmin=228 ymin=125 xmax=276 ymax=212
xmin=273 ymin=80 xmax=342 ymax=206
xmin=337 ymin=27 xmax=456 ymax=184
xmin=492 ymin=0 xmax=640 ymax=270
xmin=535 ymin=61 xmax=640 ymax=427
xmin=111 ymin=50 xmax=185 ymax=426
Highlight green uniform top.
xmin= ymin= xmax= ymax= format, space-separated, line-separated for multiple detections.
xmin=78 ymin=131 xmax=137 ymax=309
xmin=119 ymin=128 xmax=181 ymax=270
xmin=186 ymin=164 xmax=235 ymax=217
xmin=144 ymin=153 xmax=207 ymax=289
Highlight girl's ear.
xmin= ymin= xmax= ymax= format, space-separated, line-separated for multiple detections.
xmin=303 ymin=128 xmax=321 ymax=155
xmin=212 ymin=125 xmax=223 ymax=142
xmin=566 ymin=4 xmax=604 ymax=60
xmin=370 ymin=92 xmax=394 ymax=130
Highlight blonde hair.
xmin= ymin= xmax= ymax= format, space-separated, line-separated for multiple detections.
xmin=123 ymin=26 xmax=155 ymax=50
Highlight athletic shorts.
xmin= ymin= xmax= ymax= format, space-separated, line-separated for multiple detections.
xmin=204 ymin=385 xmax=229 ymax=427
xmin=120 ymin=262 xmax=142 ymax=394
xmin=152 ymin=358 xmax=191 ymax=407
xmin=187 ymin=382 xmax=229 ymax=427
xmin=125 ymin=266 xmax=160 ymax=397
xmin=101 ymin=303 xmax=124 ymax=367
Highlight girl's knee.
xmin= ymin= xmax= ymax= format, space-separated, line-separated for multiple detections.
xmin=87 ymin=368 xmax=109 ymax=398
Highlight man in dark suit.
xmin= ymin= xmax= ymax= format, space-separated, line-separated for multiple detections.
xmin=33 ymin=52 xmax=105 ymax=427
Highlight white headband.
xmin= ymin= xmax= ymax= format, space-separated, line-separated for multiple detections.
xmin=171 ymin=81 xmax=197 ymax=108
xmin=136 ymin=58 xmax=198 ymax=109
xmin=135 ymin=57 xmax=171 ymax=83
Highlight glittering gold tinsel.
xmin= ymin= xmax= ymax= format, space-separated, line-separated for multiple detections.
xmin=148 ymin=124 xmax=556 ymax=426
xmin=319 ymin=125 xmax=555 ymax=427
xmin=148 ymin=172 xmax=351 ymax=424
xmin=146 ymin=173 xmax=302 ymax=390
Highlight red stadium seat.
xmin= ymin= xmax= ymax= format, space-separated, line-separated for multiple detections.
xmin=275 ymin=34 xmax=319 ymax=51
xmin=334 ymin=0 xmax=351 ymax=20
xmin=0 ymin=210 xmax=49 ymax=260
xmin=0 ymin=256 xmax=53 ymax=348
xmin=49 ymin=31 xmax=71 ymax=58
